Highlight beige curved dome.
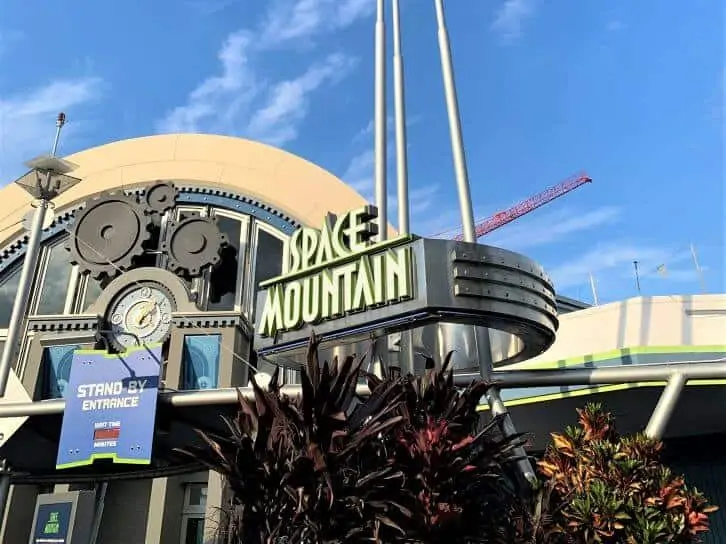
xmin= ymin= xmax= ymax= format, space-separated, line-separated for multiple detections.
xmin=0 ymin=133 xmax=367 ymax=241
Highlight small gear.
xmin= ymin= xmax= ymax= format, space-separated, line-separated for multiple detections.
xmin=144 ymin=181 xmax=178 ymax=214
xmin=66 ymin=192 xmax=152 ymax=279
xmin=161 ymin=216 xmax=227 ymax=277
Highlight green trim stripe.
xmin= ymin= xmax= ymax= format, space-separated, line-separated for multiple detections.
xmin=477 ymin=345 xmax=726 ymax=411
xmin=73 ymin=343 xmax=163 ymax=357
xmin=56 ymin=453 xmax=152 ymax=470
xmin=477 ymin=380 xmax=726 ymax=411
xmin=510 ymin=345 xmax=726 ymax=370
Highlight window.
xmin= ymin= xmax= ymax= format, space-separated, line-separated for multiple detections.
xmin=208 ymin=213 xmax=247 ymax=311
xmin=249 ymin=225 xmax=285 ymax=319
xmin=42 ymin=345 xmax=80 ymax=399
xmin=0 ymin=266 xmax=21 ymax=329
xmin=182 ymin=335 xmax=220 ymax=390
xmin=181 ymin=483 xmax=207 ymax=544
xmin=36 ymin=242 xmax=75 ymax=315
xmin=81 ymin=275 xmax=104 ymax=312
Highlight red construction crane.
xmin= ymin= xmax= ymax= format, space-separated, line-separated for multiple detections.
xmin=446 ymin=172 xmax=593 ymax=241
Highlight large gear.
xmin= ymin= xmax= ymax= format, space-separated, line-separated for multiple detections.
xmin=161 ymin=216 xmax=227 ymax=277
xmin=144 ymin=181 xmax=178 ymax=214
xmin=65 ymin=192 xmax=152 ymax=279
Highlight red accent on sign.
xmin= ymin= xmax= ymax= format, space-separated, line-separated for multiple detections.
xmin=93 ymin=427 xmax=121 ymax=441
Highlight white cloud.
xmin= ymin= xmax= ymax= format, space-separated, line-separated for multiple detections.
xmin=486 ymin=206 xmax=622 ymax=251
xmin=547 ymin=243 xmax=691 ymax=290
xmin=156 ymin=31 xmax=257 ymax=134
xmin=0 ymin=77 xmax=104 ymax=184
xmin=341 ymin=148 xmax=440 ymax=232
xmin=246 ymin=53 xmax=356 ymax=146
xmin=342 ymin=148 xmax=375 ymax=199
xmin=491 ymin=0 xmax=536 ymax=41
xmin=258 ymin=0 xmax=374 ymax=48
xmin=156 ymin=0 xmax=371 ymax=143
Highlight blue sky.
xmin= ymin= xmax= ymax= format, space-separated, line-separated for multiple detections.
xmin=0 ymin=0 xmax=723 ymax=303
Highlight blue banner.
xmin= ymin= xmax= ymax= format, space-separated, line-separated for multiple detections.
xmin=32 ymin=502 xmax=72 ymax=543
xmin=56 ymin=344 xmax=162 ymax=469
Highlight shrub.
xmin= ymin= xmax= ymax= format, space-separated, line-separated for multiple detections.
xmin=536 ymin=402 xmax=719 ymax=543
xmin=176 ymin=336 xmax=525 ymax=543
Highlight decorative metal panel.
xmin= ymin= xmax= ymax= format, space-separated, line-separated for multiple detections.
xmin=182 ymin=335 xmax=221 ymax=390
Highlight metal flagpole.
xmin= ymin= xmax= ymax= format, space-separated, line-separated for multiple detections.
xmin=589 ymin=272 xmax=599 ymax=306
xmin=0 ymin=113 xmax=79 ymax=532
xmin=432 ymin=0 xmax=534 ymax=483
xmin=690 ymin=243 xmax=706 ymax=293
xmin=433 ymin=0 xmax=476 ymax=243
xmin=374 ymin=0 xmax=388 ymax=241
xmin=633 ymin=260 xmax=641 ymax=295
xmin=392 ymin=0 xmax=410 ymax=235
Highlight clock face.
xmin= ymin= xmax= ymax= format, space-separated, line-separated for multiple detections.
xmin=107 ymin=283 xmax=175 ymax=349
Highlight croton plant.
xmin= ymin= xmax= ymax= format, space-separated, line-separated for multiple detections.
xmin=536 ymin=403 xmax=719 ymax=543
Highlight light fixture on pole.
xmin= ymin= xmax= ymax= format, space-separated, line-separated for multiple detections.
xmin=0 ymin=112 xmax=79 ymax=524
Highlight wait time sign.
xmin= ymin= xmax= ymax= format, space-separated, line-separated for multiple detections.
xmin=55 ymin=344 xmax=162 ymax=469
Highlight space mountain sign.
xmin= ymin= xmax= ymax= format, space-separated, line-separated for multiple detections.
xmin=256 ymin=205 xmax=414 ymax=338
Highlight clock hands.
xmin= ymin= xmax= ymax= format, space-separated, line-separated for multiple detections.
xmin=135 ymin=300 xmax=158 ymax=327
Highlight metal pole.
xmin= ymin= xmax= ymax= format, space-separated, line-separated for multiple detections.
xmin=0 ymin=202 xmax=47 ymax=396
xmin=432 ymin=0 xmax=532 ymax=481
xmin=690 ymin=243 xmax=707 ymax=293
xmin=645 ymin=373 xmax=687 ymax=439
xmin=633 ymin=260 xmax=641 ymax=295
xmin=0 ymin=113 xmax=65 ymax=539
xmin=374 ymin=0 xmax=388 ymax=241
xmin=433 ymin=0 xmax=476 ymax=242
xmin=391 ymin=0 xmax=410 ymax=235
xmin=0 ymin=359 xmax=724 ymax=417
xmin=589 ymin=272 xmax=599 ymax=306
xmin=0 ymin=462 xmax=10 ymax=533
xmin=88 ymin=481 xmax=108 ymax=544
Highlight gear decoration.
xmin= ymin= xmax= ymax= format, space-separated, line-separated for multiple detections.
xmin=65 ymin=192 xmax=152 ymax=279
xmin=144 ymin=181 xmax=178 ymax=214
xmin=161 ymin=216 xmax=227 ymax=277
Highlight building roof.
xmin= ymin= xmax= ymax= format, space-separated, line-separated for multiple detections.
xmin=0 ymin=133 xmax=367 ymax=244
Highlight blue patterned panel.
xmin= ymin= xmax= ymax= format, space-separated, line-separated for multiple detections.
xmin=182 ymin=335 xmax=221 ymax=390
xmin=43 ymin=345 xmax=80 ymax=399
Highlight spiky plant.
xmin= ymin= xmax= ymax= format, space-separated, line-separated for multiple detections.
xmin=537 ymin=402 xmax=719 ymax=543
xmin=177 ymin=337 xmax=531 ymax=543
xmin=176 ymin=334 xmax=408 ymax=543
xmin=364 ymin=354 xmax=530 ymax=543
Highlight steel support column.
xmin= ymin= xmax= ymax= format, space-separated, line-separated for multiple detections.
xmin=645 ymin=373 xmax=687 ymax=439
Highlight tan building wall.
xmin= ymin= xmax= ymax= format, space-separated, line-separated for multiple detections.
xmin=514 ymin=294 xmax=726 ymax=370
xmin=0 ymin=133 xmax=371 ymax=246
